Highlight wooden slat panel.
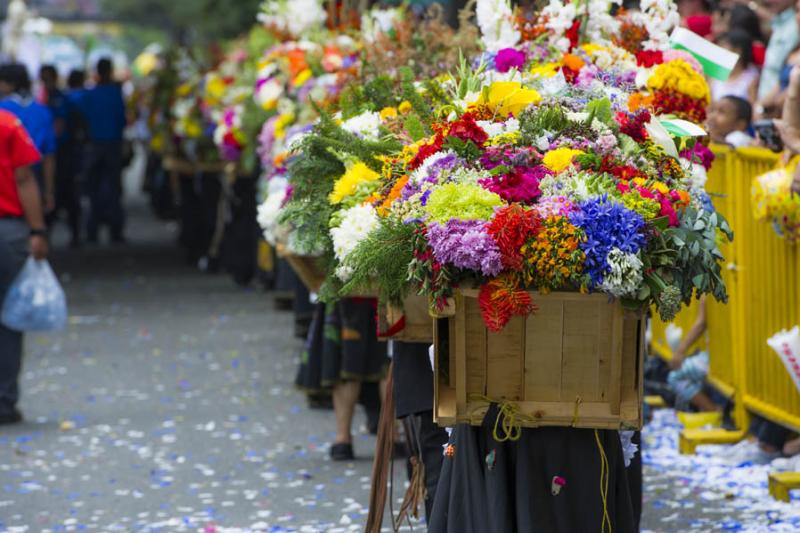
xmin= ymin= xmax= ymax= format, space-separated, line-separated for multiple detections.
xmin=464 ymin=297 xmax=487 ymax=395
xmin=523 ymin=299 xmax=564 ymax=401
xmin=486 ymin=315 xmax=525 ymax=400
xmin=561 ymin=300 xmax=602 ymax=402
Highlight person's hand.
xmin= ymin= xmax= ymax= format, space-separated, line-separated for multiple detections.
xmin=29 ymin=235 xmax=48 ymax=260
xmin=669 ymin=349 xmax=685 ymax=370
xmin=776 ymin=120 xmax=800 ymax=155
xmin=792 ymin=164 xmax=800 ymax=196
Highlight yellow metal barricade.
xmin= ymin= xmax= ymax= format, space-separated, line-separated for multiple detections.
xmin=703 ymin=146 xmax=740 ymax=400
xmin=733 ymin=148 xmax=800 ymax=432
xmin=651 ymin=146 xmax=800 ymax=434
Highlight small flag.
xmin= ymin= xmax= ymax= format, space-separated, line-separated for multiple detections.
xmin=659 ymin=118 xmax=707 ymax=137
xmin=670 ymin=27 xmax=739 ymax=81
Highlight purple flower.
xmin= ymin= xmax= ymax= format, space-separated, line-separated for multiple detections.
xmin=495 ymin=48 xmax=527 ymax=73
xmin=427 ymin=220 xmax=503 ymax=276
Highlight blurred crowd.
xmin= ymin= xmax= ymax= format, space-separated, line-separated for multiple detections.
xmin=0 ymin=58 xmax=129 ymax=249
xmin=678 ymin=0 xmax=800 ymax=156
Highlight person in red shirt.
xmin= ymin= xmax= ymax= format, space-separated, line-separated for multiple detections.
xmin=0 ymin=108 xmax=48 ymax=425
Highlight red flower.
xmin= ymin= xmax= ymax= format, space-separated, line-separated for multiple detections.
xmin=408 ymin=134 xmax=444 ymax=171
xmin=447 ymin=112 xmax=489 ymax=146
xmin=487 ymin=204 xmax=541 ymax=270
xmin=478 ymin=272 xmax=537 ymax=332
xmin=566 ymin=20 xmax=581 ymax=51
xmin=635 ymin=50 xmax=663 ymax=68
xmin=615 ymin=109 xmax=651 ymax=143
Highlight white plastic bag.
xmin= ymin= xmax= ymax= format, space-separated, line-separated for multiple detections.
xmin=1 ymin=257 xmax=67 ymax=332
xmin=767 ymin=326 xmax=800 ymax=394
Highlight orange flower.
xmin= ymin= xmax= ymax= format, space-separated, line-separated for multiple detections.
xmin=377 ymin=175 xmax=409 ymax=216
xmin=627 ymin=92 xmax=653 ymax=112
xmin=562 ymin=54 xmax=585 ymax=71
xmin=286 ymin=49 xmax=308 ymax=77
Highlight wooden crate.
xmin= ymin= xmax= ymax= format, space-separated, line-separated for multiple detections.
xmin=283 ymin=253 xmax=326 ymax=293
xmin=378 ymin=294 xmax=434 ymax=343
xmin=434 ymin=290 xmax=645 ymax=430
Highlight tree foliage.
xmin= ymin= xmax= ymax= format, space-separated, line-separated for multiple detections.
xmin=101 ymin=0 xmax=262 ymax=44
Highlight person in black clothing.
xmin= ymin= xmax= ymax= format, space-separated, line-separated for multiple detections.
xmin=391 ymin=341 xmax=449 ymax=520
xmin=40 ymin=65 xmax=82 ymax=247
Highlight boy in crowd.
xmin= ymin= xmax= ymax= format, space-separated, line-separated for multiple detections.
xmin=708 ymin=95 xmax=754 ymax=147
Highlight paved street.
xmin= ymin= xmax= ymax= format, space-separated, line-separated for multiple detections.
xmin=0 ymin=199 xmax=797 ymax=532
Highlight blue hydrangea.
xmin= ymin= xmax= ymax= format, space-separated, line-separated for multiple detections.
xmin=569 ymin=196 xmax=646 ymax=287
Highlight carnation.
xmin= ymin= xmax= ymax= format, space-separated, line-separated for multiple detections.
xmin=427 ymin=220 xmax=504 ymax=276
xmin=495 ymin=48 xmax=527 ymax=73
xmin=424 ymin=182 xmax=505 ymax=223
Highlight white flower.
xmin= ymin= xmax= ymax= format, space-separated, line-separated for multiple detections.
xmin=257 ymin=0 xmax=327 ymax=37
xmin=476 ymin=0 xmax=520 ymax=52
xmin=254 ymin=78 xmax=283 ymax=108
xmin=330 ymin=204 xmax=379 ymax=280
xmin=256 ymin=178 xmax=289 ymax=245
xmin=600 ymin=249 xmax=644 ymax=298
xmin=634 ymin=0 xmax=680 ymax=51
xmin=341 ymin=111 xmax=382 ymax=141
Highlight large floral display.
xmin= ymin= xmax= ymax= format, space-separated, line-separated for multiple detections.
xmin=260 ymin=0 xmax=732 ymax=332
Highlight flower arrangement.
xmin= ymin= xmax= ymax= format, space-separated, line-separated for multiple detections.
xmin=261 ymin=0 xmax=732 ymax=332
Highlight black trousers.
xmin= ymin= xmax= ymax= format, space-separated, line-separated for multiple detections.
xmin=84 ymin=142 xmax=124 ymax=240
xmin=0 ymin=219 xmax=29 ymax=414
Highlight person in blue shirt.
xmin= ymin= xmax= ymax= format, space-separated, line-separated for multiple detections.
xmin=0 ymin=64 xmax=56 ymax=215
xmin=78 ymin=58 xmax=128 ymax=244
xmin=40 ymin=64 xmax=82 ymax=247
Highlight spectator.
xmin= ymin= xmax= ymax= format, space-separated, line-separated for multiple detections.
xmin=712 ymin=30 xmax=760 ymax=102
xmin=756 ymin=0 xmax=799 ymax=101
xmin=708 ymin=95 xmax=755 ymax=147
xmin=678 ymin=0 xmax=713 ymax=37
xmin=712 ymin=4 xmax=767 ymax=66
xmin=78 ymin=58 xmax=128 ymax=244
xmin=0 ymin=64 xmax=56 ymax=214
xmin=40 ymin=65 xmax=81 ymax=247
xmin=0 ymin=109 xmax=47 ymax=425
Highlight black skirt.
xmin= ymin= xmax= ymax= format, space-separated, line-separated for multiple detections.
xmin=429 ymin=404 xmax=637 ymax=533
xmin=295 ymin=298 xmax=388 ymax=391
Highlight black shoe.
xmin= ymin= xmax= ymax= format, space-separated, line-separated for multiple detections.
xmin=330 ymin=442 xmax=354 ymax=461
xmin=0 ymin=409 xmax=23 ymax=425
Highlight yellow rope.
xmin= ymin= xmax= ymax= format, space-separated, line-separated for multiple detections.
xmin=571 ymin=396 xmax=582 ymax=427
xmin=594 ymin=429 xmax=612 ymax=533
xmin=468 ymin=396 xmax=536 ymax=442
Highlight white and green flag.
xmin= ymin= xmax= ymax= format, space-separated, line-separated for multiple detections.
xmin=670 ymin=27 xmax=739 ymax=81
xmin=659 ymin=118 xmax=707 ymax=138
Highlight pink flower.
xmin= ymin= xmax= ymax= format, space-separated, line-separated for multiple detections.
xmin=495 ymin=48 xmax=527 ymax=73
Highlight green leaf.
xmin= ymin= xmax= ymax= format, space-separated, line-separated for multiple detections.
xmin=585 ymin=98 xmax=612 ymax=124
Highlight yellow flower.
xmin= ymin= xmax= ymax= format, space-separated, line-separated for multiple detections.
xmin=206 ymin=75 xmax=227 ymax=100
xmin=176 ymin=83 xmax=193 ymax=97
xmin=274 ymin=112 xmax=295 ymax=140
xmin=651 ymin=181 xmax=670 ymax=194
xmin=398 ymin=101 xmax=413 ymax=114
xmin=647 ymin=59 xmax=710 ymax=103
xmin=380 ymin=107 xmax=398 ymax=120
xmin=329 ymin=162 xmax=380 ymax=204
xmin=581 ymin=43 xmax=607 ymax=56
xmin=185 ymin=120 xmax=202 ymax=138
xmin=529 ymin=63 xmax=560 ymax=78
xmin=542 ymin=148 xmax=584 ymax=173
xmin=473 ymin=81 xmax=542 ymax=117
xmin=293 ymin=68 xmax=312 ymax=87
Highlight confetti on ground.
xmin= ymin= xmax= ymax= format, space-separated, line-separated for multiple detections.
xmin=642 ymin=409 xmax=800 ymax=532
